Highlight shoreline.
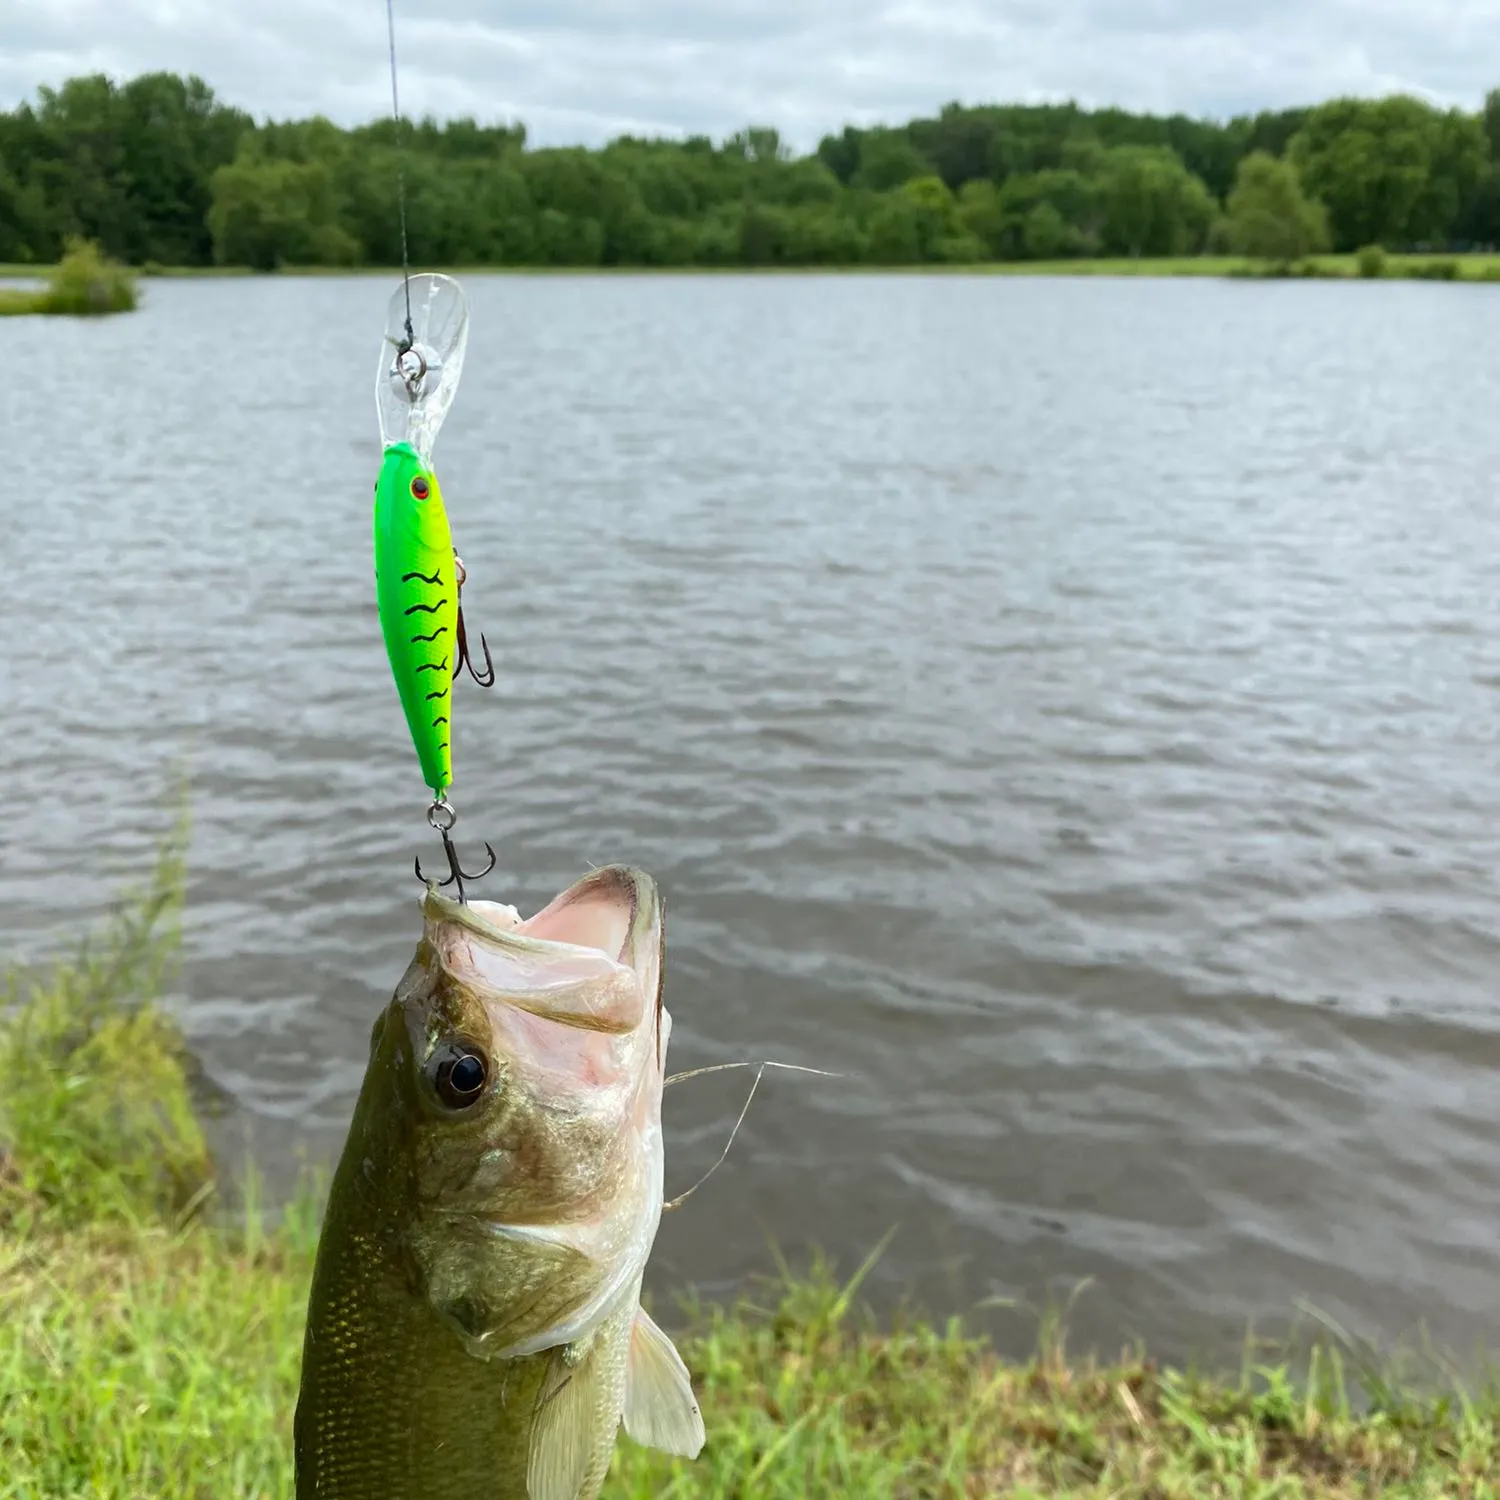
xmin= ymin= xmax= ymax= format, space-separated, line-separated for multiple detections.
xmin=5 ymin=815 xmax=1500 ymax=1494
xmin=4 ymin=253 xmax=1500 ymax=283
xmin=11 ymin=1209 xmax=1497 ymax=1498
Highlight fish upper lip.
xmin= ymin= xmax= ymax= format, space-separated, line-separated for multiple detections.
xmin=422 ymin=890 xmax=530 ymax=943
xmin=422 ymin=865 xmax=660 ymax=970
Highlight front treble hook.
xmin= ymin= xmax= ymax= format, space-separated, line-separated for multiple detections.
xmin=453 ymin=554 xmax=496 ymax=688
xmin=414 ymin=797 xmax=496 ymax=905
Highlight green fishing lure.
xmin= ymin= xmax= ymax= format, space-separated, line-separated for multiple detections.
xmin=373 ymin=441 xmax=460 ymax=797
xmin=373 ymin=272 xmax=496 ymax=897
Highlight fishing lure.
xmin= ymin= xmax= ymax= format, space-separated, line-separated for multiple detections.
xmin=372 ymin=442 xmax=458 ymax=797
xmin=373 ymin=271 xmax=496 ymax=899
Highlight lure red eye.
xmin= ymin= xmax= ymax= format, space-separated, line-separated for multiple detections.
xmin=410 ymin=476 xmax=430 ymax=500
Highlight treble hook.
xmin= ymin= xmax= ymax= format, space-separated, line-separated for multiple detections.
xmin=452 ymin=554 xmax=496 ymax=688
xmin=414 ymin=798 xmax=496 ymax=905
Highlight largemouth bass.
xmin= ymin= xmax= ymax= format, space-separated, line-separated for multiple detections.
xmin=294 ymin=865 xmax=705 ymax=1500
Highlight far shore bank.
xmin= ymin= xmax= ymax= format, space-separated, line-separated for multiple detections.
xmin=4 ymin=252 xmax=1499 ymax=284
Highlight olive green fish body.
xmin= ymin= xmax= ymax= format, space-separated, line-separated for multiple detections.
xmin=373 ymin=442 xmax=457 ymax=798
xmin=293 ymin=1010 xmax=551 ymax=1498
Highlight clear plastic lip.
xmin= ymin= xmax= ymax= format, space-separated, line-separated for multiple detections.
xmin=376 ymin=272 xmax=469 ymax=464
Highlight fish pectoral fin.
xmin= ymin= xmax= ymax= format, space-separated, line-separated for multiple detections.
xmin=621 ymin=1307 xmax=706 ymax=1458
xmin=528 ymin=1341 xmax=608 ymax=1500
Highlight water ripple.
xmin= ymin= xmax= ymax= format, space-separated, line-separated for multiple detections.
xmin=3 ymin=274 xmax=1500 ymax=1366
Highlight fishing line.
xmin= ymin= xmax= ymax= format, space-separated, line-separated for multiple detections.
xmin=372 ymin=10 xmax=496 ymax=903
xmin=384 ymin=0 xmax=415 ymax=351
xmin=664 ymin=1061 xmax=843 ymax=1087
xmin=660 ymin=1061 xmax=843 ymax=1213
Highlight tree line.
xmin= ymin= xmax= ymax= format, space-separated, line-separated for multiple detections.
xmin=1 ymin=71 xmax=1498 ymax=270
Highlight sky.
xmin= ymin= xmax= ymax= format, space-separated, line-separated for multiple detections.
xmin=0 ymin=0 xmax=1495 ymax=150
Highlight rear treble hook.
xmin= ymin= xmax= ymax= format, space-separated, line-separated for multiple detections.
xmin=415 ymin=797 xmax=496 ymax=905
xmin=453 ymin=553 xmax=496 ymax=688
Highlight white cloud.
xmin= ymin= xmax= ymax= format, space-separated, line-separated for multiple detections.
xmin=0 ymin=0 xmax=1492 ymax=150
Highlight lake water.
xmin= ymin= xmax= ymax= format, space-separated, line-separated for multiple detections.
xmin=4 ymin=271 xmax=1499 ymax=1369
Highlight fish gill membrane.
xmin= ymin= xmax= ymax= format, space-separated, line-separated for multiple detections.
xmin=293 ymin=864 xmax=706 ymax=1500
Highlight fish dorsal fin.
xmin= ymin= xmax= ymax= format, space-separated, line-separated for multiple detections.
xmin=621 ymin=1308 xmax=706 ymax=1458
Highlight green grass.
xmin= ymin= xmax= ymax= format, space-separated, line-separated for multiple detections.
xmin=0 ymin=237 xmax=139 ymax=315
xmin=11 ymin=1219 xmax=1500 ymax=1499
xmin=3 ymin=252 xmax=1500 ymax=283
xmin=4 ymin=814 xmax=1500 ymax=1497
xmin=0 ymin=799 xmax=209 ymax=1235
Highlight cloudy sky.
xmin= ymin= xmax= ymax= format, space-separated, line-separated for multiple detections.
xmin=1 ymin=0 xmax=1494 ymax=149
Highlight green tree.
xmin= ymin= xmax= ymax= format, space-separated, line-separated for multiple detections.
xmin=5 ymin=65 xmax=1499 ymax=272
xmin=1023 ymin=202 xmax=1071 ymax=259
xmin=865 ymin=196 xmax=923 ymax=263
xmin=1095 ymin=146 xmax=1215 ymax=256
xmin=1483 ymin=87 xmax=1500 ymax=161
xmin=737 ymin=202 xmax=795 ymax=264
xmin=997 ymin=169 xmax=1099 ymax=257
xmin=784 ymin=206 xmax=868 ymax=264
xmin=898 ymin=175 xmax=958 ymax=257
xmin=693 ymin=204 xmax=743 ymax=264
xmin=634 ymin=156 xmax=697 ymax=217
xmin=207 ymin=157 xmax=358 ymax=268
xmin=1456 ymin=166 xmax=1500 ymax=247
xmin=28 ymin=76 xmax=135 ymax=259
xmin=0 ymin=159 xmax=50 ymax=262
xmin=753 ymin=157 xmax=842 ymax=208
xmin=114 ymin=73 xmax=252 ymax=263
xmin=330 ymin=146 xmax=410 ymax=265
xmin=1224 ymin=151 xmax=1330 ymax=264
xmin=1289 ymin=96 xmax=1486 ymax=249
xmin=907 ymin=103 xmax=1004 ymax=189
xmin=534 ymin=209 xmax=603 ymax=266
xmin=1464 ymin=91 xmax=1500 ymax=244
xmin=466 ymin=165 xmax=537 ymax=264
xmin=724 ymin=125 xmax=786 ymax=163
xmin=956 ymin=179 xmax=1005 ymax=256
xmin=814 ymin=128 xmax=858 ymax=184
xmin=1234 ymin=107 xmax=1312 ymax=162
xmin=851 ymin=129 xmax=932 ymax=191
xmin=904 ymin=172 xmax=987 ymax=262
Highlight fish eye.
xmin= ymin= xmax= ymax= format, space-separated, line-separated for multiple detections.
xmin=427 ymin=1040 xmax=489 ymax=1110
xmin=410 ymin=475 xmax=430 ymax=501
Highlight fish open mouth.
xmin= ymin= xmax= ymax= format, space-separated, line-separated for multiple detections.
xmin=421 ymin=866 xmax=663 ymax=1034
xmin=508 ymin=865 xmax=643 ymax=958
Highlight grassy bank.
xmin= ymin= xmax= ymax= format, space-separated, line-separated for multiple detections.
xmin=983 ymin=252 xmax=1500 ymax=280
xmin=4 ymin=826 xmax=1499 ymax=1497
xmin=14 ymin=1223 xmax=1500 ymax=1499
xmin=3 ymin=253 xmax=1500 ymax=283
xmin=0 ymin=238 xmax=138 ymax=315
